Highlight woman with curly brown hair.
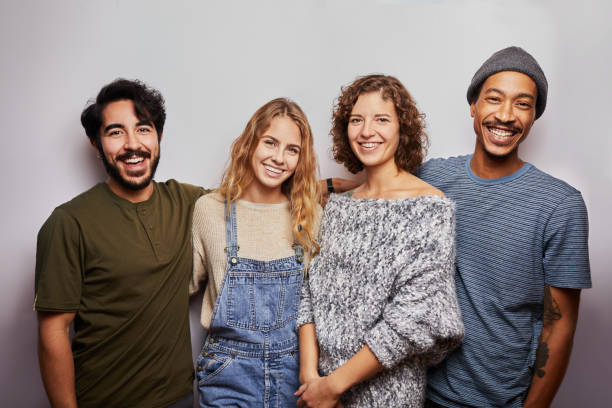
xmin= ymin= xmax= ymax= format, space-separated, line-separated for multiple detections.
xmin=296 ymin=75 xmax=464 ymax=407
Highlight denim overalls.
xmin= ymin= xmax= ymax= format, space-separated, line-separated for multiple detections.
xmin=196 ymin=201 xmax=304 ymax=408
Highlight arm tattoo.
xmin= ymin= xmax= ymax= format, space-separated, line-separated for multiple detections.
xmin=542 ymin=286 xmax=562 ymax=326
xmin=534 ymin=342 xmax=550 ymax=378
xmin=533 ymin=286 xmax=562 ymax=378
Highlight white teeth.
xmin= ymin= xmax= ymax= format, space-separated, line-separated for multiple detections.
xmin=361 ymin=143 xmax=378 ymax=148
xmin=263 ymin=165 xmax=282 ymax=174
xmin=489 ymin=127 xmax=514 ymax=137
xmin=125 ymin=157 xmax=144 ymax=164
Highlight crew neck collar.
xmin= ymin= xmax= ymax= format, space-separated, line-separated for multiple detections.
xmin=237 ymin=199 xmax=289 ymax=209
xmin=102 ymin=181 xmax=157 ymax=207
xmin=466 ymin=155 xmax=532 ymax=185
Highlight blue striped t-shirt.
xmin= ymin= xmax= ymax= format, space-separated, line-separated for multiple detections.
xmin=417 ymin=155 xmax=591 ymax=408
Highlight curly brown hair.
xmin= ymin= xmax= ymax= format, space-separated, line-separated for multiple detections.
xmin=331 ymin=74 xmax=428 ymax=174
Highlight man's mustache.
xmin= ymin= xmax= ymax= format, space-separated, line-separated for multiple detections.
xmin=115 ymin=150 xmax=151 ymax=161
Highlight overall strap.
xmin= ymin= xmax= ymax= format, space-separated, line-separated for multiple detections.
xmin=224 ymin=201 xmax=239 ymax=264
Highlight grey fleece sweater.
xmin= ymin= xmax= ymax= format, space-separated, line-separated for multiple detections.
xmin=298 ymin=194 xmax=464 ymax=407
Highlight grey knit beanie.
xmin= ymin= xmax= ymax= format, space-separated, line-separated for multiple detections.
xmin=467 ymin=46 xmax=548 ymax=119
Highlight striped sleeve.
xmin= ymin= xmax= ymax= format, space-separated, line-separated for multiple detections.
xmin=543 ymin=192 xmax=591 ymax=288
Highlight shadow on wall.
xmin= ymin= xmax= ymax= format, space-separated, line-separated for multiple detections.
xmin=189 ymin=290 xmax=205 ymax=406
xmin=3 ymin=138 xmax=109 ymax=407
xmin=83 ymin=138 xmax=111 ymax=186
xmin=554 ymin=287 xmax=612 ymax=407
xmin=2 ymin=254 xmax=48 ymax=407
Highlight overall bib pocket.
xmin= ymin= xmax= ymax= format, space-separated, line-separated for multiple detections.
xmin=226 ymin=269 xmax=301 ymax=331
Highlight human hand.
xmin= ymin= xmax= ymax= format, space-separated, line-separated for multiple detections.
xmin=295 ymin=376 xmax=341 ymax=408
xmin=299 ymin=370 xmax=320 ymax=385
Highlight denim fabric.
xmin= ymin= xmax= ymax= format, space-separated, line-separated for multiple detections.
xmin=196 ymin=202 xmax=303 ymax=408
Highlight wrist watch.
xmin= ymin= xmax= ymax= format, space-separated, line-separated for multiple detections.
xmin=326 ymin=178 xmax=334 ymax=194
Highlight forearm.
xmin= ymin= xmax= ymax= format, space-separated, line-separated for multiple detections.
xmin=523 ymin=327 xmax=574 ymax=407
xmin=299 ymin=323 xmax=320 ymax=383
xmin=327 ymin=344 xmax=383 ymax=396
xmin=38 ymin=313 xmax=77 ymax=408
xmin=523 ymin=286 xmax=580 ymax=408
xmin=295 ymin=344 xmax=383 ymax=407
xmin=330 ymin=178 xmax=360 ymax=194
xmin=319 ymin=178 xmax=361 ymax=205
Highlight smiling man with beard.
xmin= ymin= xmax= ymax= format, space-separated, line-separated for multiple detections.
xmin=419 ymin=47 xmax=592 ymax=408
xmin=34 ymin=79 xmax=207 ymax=408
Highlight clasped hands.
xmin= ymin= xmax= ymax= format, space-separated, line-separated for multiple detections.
xmin=295 ymin=373 xmax=344 ymax=408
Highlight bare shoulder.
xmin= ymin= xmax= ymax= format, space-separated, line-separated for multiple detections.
xmin=399 ymin=174 xmax=446 ymax=199
xmin=417 ymin=182 xmax=445 ymax=198
xmin=351 ymin=173 xmax=446 ymax=199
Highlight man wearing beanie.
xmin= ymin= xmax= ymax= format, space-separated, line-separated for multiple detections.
xmin=418 ymin=47 xmax=591 ymax=407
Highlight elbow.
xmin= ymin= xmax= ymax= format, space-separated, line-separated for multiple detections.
xmin=419 ymin=317 xmax=465 ymax=367
xmin=422 ymin=334 xmax=463 ymax=367
xmin=439 ymin=325 xmax=465 ymax=353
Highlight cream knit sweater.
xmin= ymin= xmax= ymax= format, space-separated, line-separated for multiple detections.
xmin=190 ymin=192 xmax=319 ymax=330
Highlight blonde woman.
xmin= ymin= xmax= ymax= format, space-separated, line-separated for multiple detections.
xmin=190 ymin=98 xmax=321 ymax=407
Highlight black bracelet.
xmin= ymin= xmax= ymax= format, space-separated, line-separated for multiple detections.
xmin=326 ymin=178 xmax=334 ymax=194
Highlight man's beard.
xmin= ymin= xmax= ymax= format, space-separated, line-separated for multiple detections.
xmin=100 ymin=148 xmax=161 ymax=191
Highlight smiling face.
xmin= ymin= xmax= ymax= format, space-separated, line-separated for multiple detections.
xmin=471 ymin=71 xmax=537 ymax=159
xmin=245 ymin=115 xmax=302 ymax=202
xmin=347 ymin=91 xmax=401 ymax=171
xmin=98 ymin=99 xmax=160 ymax=198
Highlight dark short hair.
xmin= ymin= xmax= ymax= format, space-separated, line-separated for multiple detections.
xmin=331 ymin=74 xmax=428 ymax=174
xmin=80 ymin=79 xmax=166 ymax=146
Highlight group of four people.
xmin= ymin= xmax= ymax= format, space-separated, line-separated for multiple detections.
xmin=35 ymin=46 xmax=591 ymax=408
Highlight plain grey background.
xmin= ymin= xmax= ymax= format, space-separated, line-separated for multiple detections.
xmin=1 ymin=0 xmax=610 ymax=406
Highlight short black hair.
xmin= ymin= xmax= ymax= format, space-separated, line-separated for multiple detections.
xmin=80 ymin=79 xmax=166 ymax=146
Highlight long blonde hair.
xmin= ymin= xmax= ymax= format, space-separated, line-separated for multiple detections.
xmin=217 ymin=98 xmax=321 ymax=255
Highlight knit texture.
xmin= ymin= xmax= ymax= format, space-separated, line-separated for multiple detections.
xmin=298 ymin=194 xmax=464 ymax=407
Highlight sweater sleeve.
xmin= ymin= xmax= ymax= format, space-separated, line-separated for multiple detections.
xmin=364 ymin=202 xmax=464 ymax=369
xmin=296 ymin=204 xmax=323 ymax=328
xmin=189 ymin=198 xmax=208 ymax=296
xmin=296 ymin=273 xmax=314 ymax=328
